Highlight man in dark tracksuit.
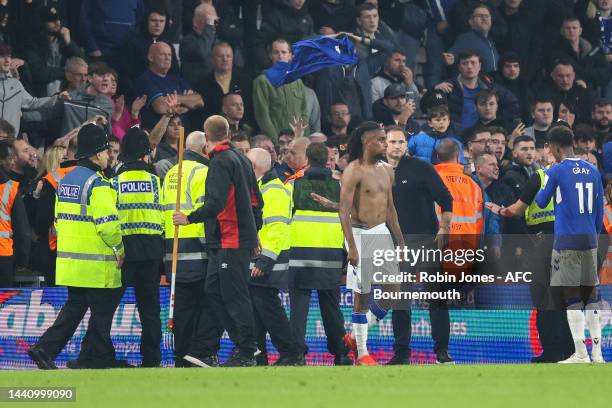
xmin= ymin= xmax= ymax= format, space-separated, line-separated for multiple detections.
xmin=390 ymin=151 xmax=454 ymax=365
xmin=174 ymin=115 xmax=263 ymax=367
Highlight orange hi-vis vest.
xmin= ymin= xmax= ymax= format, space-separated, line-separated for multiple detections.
xmin=0 ymin=180 xmax=20 ymax=256
xmin=601 ymin=204 xmax=612 ymax=284
xmin=42 ymin=166 xmax=76 ymax=251
xmin=434 ymin=163 xmax=484 ymax=275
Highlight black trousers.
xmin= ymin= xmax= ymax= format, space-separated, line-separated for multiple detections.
xmin=527 ymin=236 xmax=574 ymax=360
xmin=173 ymin=280 xmax=223 ymax=366
xmin=0 ymin=256 xmax=13 ymax=287
xmin=391 ymin=306 xmax=450 ymax=357
xmin=250 ymin=286 xmax=298 ymax=359
xmin=391 ymin=278 xmax=450 ymax=356
xmin=121 ymin=260 xmax=162 ymax=366
xmin=37 ymin=286 xmax=122 ymax=368
xmin=289 ymin=287 xmax=347 ymax=357
xmin=205 ymin=248 xmax=256 ymax=358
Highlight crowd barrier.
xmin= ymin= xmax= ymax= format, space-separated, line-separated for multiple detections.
xmin=0 ymin=286 xmax=610 ymax=369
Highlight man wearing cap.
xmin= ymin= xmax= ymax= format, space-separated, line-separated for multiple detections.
xmin=372 ymin=83 xmax=420 ymax=136
xmin=23 ymin=6 xmax=84 ymax=97
xmin=111 ymin=128 xmax=164 ymax=367
xmin=28 ymin=124 xmax=126 ymax=370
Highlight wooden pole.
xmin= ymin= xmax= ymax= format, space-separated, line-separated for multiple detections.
xmin=168 ymin=126 xmax=185 ymax=332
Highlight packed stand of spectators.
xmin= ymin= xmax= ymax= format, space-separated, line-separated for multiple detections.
xmin=0 ymin=0 xmax=611 ymax=291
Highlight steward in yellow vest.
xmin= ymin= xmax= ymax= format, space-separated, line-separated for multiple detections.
xmin=161 ymin=132 xmax=223 ymax=368
xmin=28 ymin=124 xmax=126 ymax=370
xmin=287 ymin=142 xmax=349 ymax=364
xmin=112 ymin=128 xmax=164 ymax=367
xmin=246 ymin=148 xmax=302 ymax=366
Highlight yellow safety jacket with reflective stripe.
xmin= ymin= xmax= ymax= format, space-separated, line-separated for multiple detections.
xmin=289 ymin=169 xmax=344 ymax=275
xmin=525 ymin=168 xmax=555 ymax=226
xmin=162 ymin=159 xmax=208 ymax=281
xmin=55 ymin=166 xmax=123 ymax=288
xmin=112 ymin=170 xmax=163 ymax=236
xmin=259 ymin=176 xmax=293 ymax=262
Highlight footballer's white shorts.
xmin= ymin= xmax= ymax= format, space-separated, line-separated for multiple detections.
xmin=346 ymin=223 xmax=399 ymax=294
xmin=550 ymin=248 xmax=599 ymax=287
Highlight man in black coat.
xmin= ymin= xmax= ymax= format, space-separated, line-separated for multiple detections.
xmin=194 ymin=42 xmax=253 ymax=126
xmin=386 ymin=127 xmax=454 ymax=365
xmin=535 ymin=59 xmax=597 ymax=124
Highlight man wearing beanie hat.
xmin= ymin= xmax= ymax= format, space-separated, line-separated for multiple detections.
xmin=111 ymin=127 xmax=163 ymax=367
xmin=28 ymin=123 xmax=127 ymax=370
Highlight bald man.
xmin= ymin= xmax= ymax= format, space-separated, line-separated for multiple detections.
xmin=161 ymin=127 xmax=223 ymax=368
xmin=174 ymin=115 xmax=263 ymax=367
xmin=276 ymin=137 xmax=310 ymax=183
xmin=180 ymin=3 xmax=219 ymax=85
xmin=246 ymin=148 xmax=302 ymax=365
xmin=194 ymin=43 xmax=254 ymax=127
xmin=135 ymin=42 xmax=204 ymax=130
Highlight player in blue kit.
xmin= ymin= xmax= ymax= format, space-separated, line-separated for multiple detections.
xmin=536 ymin=126 xmax=605 ymax=364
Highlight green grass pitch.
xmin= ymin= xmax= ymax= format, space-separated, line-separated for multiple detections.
xmin=1 ymin=364 xmax=611 ymax=407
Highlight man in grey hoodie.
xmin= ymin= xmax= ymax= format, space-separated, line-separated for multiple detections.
xmin=0 ymin=43 xmax=60 ymax=136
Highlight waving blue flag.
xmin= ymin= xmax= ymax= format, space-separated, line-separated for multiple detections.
xmin=265 ymin=36 xmax=359 ymax=88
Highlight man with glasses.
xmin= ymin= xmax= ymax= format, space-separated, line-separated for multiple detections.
xmin=444 ymin=4 xmax=499 ymax=74
xmin=323 ymin=103 xmax=352 ymax=138
xmin=465 ymin=127 xmax=492 ymax=173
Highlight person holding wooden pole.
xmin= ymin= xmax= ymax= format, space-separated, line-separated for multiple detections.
xmin=163 ymin=127 xmax=223 ymax=368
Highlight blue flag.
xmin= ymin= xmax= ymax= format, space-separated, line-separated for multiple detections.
xmin=265 ymin=36 xmax=359 ymax=88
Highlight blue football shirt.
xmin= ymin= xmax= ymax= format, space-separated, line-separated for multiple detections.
xmin=536 ymin=158 xmax=603 ymax=250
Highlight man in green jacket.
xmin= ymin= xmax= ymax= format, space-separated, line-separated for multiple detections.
xmin=253 ymin=38 xmax=308 ymax=142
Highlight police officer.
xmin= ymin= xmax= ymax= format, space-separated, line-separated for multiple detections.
xmin=287 ymin=142 xmax=351 ymax=365
xmin=28 ymin=124 xmax=125 ymax=369
xmin=162 ymin=131 xmax=223 ymax=368
xmin=246 ymin=148 xmax=303 ymax=366
xmin=112 ymin=128 xmax=164 ymax=367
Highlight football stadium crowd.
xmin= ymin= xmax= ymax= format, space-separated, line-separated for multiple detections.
xmin=0 ymin=0 xmax=611 ymax=368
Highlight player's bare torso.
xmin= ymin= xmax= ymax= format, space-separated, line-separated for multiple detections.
xmin=351 ymin=160 xmax=393 ymax=228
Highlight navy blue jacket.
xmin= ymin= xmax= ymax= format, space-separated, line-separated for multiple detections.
xmin=80 ymin=0 xmax=144 ymax=54
xmin=444 ymin=74 xmax=520 ymax=131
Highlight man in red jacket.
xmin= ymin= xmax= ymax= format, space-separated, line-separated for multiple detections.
xmin=173 ymin=115 xmax=263 ymax=367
